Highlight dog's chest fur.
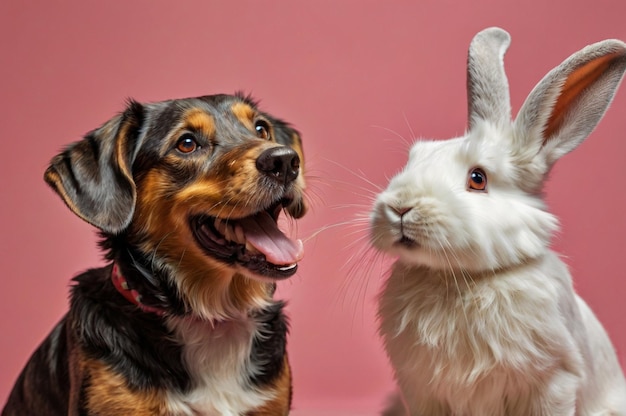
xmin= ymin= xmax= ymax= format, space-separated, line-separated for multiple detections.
xmin=165 ymin=315 xmax=273 ymax=415
xmin=379 ymin=253 xmax=585 ymax=414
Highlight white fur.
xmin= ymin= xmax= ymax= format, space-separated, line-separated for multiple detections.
xmin=372 ymin=27 xmax=626 ymax=415
xmin=164 ymin=314 xmax=275 ymax=416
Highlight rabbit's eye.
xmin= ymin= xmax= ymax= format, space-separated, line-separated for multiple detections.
xmin=468 ymin=168 xmax=487 ymax=192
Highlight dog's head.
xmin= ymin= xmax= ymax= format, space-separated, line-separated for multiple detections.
xmin=45 ymin=94 xmax=307 ymax=318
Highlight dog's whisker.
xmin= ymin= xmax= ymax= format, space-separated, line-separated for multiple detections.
xmin=321 ymin=158 xmax=384 ymax=193
xmin=150 ymin=230 xmax=176 ymax=271
xmin=301 ymin=220 xmax=365 ymax=244
xmin=324 ymin=177 xmax=382 ymax=198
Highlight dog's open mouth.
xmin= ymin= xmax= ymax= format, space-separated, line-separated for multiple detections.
xmin=191 ymin=200 xmax=304 ymax=279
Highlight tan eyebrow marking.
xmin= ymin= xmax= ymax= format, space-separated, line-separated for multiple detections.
xmin=183 ymin=109 xmax=216 ymax=137
xmin=230 ymin=102 xmax=256 ymax=129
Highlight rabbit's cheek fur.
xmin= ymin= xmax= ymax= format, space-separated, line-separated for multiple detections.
xmin=371 ymin=184 xmax=477 ymax=270
xmin=371 ymin=144 xmax=558 ymax=272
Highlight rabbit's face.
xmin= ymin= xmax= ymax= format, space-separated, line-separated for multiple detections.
xmin=370 ymin=121 xmax=558 ymax=272
xmin=369 ymin=26 xmax=626 ymax=273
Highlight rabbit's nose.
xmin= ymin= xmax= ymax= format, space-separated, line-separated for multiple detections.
xmin=391 ymin=206 xmax=413 ymax=217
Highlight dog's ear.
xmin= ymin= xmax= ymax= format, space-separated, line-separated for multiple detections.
xmin=45 ymin=100 xmax=145 ymax=234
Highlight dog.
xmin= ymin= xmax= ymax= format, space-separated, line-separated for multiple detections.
xmin=3 ymin=93 xmax=307 ymax=416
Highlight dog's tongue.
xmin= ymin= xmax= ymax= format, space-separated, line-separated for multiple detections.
xmin=239 ymin=211 xmax=304 ymax=266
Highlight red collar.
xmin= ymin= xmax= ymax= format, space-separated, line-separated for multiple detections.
xmin=111 ymin=264 xmax=165 ymax=316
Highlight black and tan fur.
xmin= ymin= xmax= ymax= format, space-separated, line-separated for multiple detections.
xmin=3 ymin=94 xmax=307 ymax=415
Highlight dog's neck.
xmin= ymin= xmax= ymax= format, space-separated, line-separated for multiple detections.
xmin=110 ymin=263 xmax=270 ymax=327
xmin=111 ymin=263 xmax=166 ymax=316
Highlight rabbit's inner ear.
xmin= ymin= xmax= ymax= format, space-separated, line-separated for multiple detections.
xmin=544 ymin=51 xmax=622 ymax=140
xmin=514 ymin=39 xmax=626 ymax=170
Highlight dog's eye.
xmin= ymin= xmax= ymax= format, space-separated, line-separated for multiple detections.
xmin=255 ymin=120 xmax=271 ymax=140
xmin=467 ymin=167 xmax=487 ymax=192
xmin=176 ymin=134 xmax=199 ymax=154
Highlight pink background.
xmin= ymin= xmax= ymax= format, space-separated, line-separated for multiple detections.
xmin=1 ymin=1 xmax=625 ymax=413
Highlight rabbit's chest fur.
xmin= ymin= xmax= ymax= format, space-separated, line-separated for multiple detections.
xmin=379 ymin=253 xmax=585 ymax=414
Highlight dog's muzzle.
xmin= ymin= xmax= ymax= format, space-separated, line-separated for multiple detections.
xmin=256 ymin=146 xmax=300 ymax=186
xmin=191 ymin=145 xmax=304 ymax=280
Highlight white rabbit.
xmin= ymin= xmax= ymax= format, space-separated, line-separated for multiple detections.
xmin=371 ymin=27 xmax=626 ymax=416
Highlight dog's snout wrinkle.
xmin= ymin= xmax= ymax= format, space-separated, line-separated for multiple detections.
xmin=256 ymin=146 xmax=300 ymax=185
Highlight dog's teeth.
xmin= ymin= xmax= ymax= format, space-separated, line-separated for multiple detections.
xmin=201 ymin=223 xmax=214 ymax=236
xmin=214 ymin=218 xmax=225 ymax=235
xmin=234 ymin=224 xmax=245 ymax=244
xmin=277 ymin=264 xmax=297 ymax=271
xmin=224 ymin=223 xmax=235 ymax=242
xmin=220 ymin=221 xmax=242 ymax=243
xmin=245 ymin=241 xmax=258 ymax=254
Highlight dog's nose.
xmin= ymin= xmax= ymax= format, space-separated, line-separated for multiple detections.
xmin=256 ymin=146 xmax=300 ymax=185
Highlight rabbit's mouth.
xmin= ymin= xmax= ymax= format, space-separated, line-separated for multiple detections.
xmin=397 ymin=236 xmax=419 ymax=249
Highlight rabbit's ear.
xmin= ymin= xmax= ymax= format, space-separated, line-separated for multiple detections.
xmin=467 ymin=27 xmax=512 ymax=130
xmin=515 ymin=39 xmax=626 ymax=168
